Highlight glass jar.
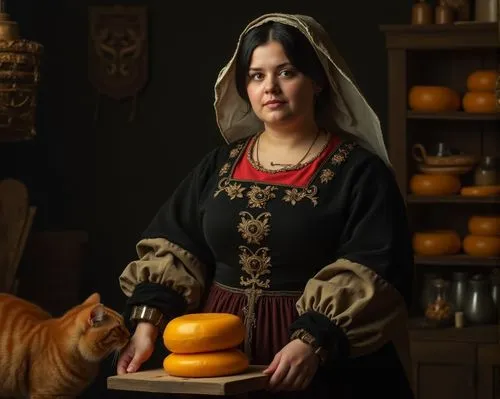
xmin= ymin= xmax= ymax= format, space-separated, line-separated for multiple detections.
xmin=464 ymin=274 xmax=497 ymax=325
xmin=425 ymin=278 xmax=454 ymax=327
xmin=450 ymin=271 xmax=468 ymax=312
xmin=421 ymin=272 xmax=439 ymax=312
xmin=474 ymin=156 xmax=497 ymax=186
xmin=491 ymin=269 xmax=500 ymax=321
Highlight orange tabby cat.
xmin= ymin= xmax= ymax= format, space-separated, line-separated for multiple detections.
xmin=0 ymin=292 xmax=130 ymax=399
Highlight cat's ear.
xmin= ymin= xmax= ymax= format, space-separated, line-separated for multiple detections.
xmin=83 ymin=292 xmax=101 ymax=305
xmin=89 ymin=304 xmax=106 ymax=327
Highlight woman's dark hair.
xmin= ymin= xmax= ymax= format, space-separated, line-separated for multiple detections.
xmin=235 ymin=21 xmax=330 ymax=110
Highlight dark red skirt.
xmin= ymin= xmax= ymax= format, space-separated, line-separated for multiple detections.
xmin=202 ymin=282 xmax=300 ymax=366
xmin=199 ymin=282 xmax=336 ymax=399
xmin=181 ymin=282 xmax=414 ymax=399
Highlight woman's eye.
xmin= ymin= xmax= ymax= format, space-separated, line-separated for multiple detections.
xmin=249 ymin=73 xmax=263 ymax=80
xmin=279 ymin=69 xmax=295 ymax=78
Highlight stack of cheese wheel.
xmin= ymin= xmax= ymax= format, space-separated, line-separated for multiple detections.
xmin=163 ymin=313 xmax=248 ymax=378
xmin=412 ymin=230 xmax=461 ymax=256
xmin=462 ymin=70 xmax=498 ymax=113
xmin=463 ymin=216 xmax=500 ymax=258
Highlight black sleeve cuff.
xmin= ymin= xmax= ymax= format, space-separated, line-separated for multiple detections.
xmin=289 ymin=311 xmax=350 ymax=366
xmin=123 ymin=282 xmax=188 ymax=331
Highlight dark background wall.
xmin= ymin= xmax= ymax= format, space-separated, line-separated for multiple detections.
xmin=2 ymin=1 xmax=411 ymax=397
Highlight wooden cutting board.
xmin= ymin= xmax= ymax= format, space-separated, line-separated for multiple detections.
xmin=107 ymin=365 xmax=269 ymax=396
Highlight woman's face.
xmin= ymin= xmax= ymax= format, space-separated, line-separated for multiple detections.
xmin=246 ymin=40 xmax=317 ymax=129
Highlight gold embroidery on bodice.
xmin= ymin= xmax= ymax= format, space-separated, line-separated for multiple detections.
xmin=211 ymin=136 xmax=357 ymax=359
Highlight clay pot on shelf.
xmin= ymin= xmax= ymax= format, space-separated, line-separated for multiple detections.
xmin=435 ymin=0 xmax=455 ymax=24
xmin=410 ymin=173 xmax=461 ymax=196
xmin=408 ymin=86 xmax=461 ymax=112
xmin=413 ymin=230 xmax=462 ymax=256
xmin=412 ymin=0 xmax=433 ymax=24
xmin=412 ymin=143 xmax=477 ymax=167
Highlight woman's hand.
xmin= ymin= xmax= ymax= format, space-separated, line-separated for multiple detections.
xmin=263 ymin=339 xmax=319 ymax=391
xmin=116 ymin=322 xmax=159 ymax=375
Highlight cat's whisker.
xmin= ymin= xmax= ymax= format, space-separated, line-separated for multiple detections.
xmin=109 ymin=344 xmax=127 ymax=367
xmin=111 ymin=351 xmax=120 ymax=369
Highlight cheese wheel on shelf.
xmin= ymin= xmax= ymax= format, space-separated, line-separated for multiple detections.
xmin=463 ymin=235 xmax=500 ymax=257
xmin=163 ymin=313 xmax=245 ymax=354
xmin=468 ymin=216 xmax=500 ymax=236
xmin=460 ymin=185 xmax=500 ymax=197
xmin=163 ymin=349 xmax=249 ymax=378
xmin=467 ymin=70 xmax=498 ymax=92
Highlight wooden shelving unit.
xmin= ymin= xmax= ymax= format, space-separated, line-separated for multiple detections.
xmin=381 ymin=21 xmax=500 ymax=399
xmin=380 ymin=22 xmax=498 ymax=48
xmin=407 ymin=111 xmax=500 ymax=120
xmin=415 ymin=255 xmax=500 ymax=267
xmin=407 ymin=195 xmax=500 ymax=204
xmin=409 ymin=318 xmax=499 ymax=342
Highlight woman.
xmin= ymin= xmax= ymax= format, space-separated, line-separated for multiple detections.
xmin=116 ymin=13 xmax=415 ymax=398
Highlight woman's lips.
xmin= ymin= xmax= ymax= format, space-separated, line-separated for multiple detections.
xmin=264 ymin=100 xmax=286 ymax=109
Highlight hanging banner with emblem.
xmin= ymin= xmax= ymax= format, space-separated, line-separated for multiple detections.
xmin=88 ymin=5 xmax=148 ymax=121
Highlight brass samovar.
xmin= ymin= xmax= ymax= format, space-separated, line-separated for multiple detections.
xmin=0 ymin=0 xmax=42 ymax=142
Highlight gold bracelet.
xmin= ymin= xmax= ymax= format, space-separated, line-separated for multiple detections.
xmin=130 ymin=305 xmax=165 ymax=328
xmin=290 ymin=328 xmax=328 ymax=365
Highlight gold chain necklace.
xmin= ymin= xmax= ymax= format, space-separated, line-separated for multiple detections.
xmin=255 ymin=130 xmax=320 ymax=171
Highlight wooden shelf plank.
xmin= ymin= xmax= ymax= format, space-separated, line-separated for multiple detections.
xmin=407 ymin=195 xmax=500 ymax=204
xmin=407 ymin=111 xmax=500 ymax=120
xmin=380 ymin=22 xmax=499 ymax=49
xmin=409 ymin=317 xmax=498 ymax=343
xmin=380 ymin=22 xmax=497 ymax=33
xmin=414 ymin=255 xmax=500 ymax=267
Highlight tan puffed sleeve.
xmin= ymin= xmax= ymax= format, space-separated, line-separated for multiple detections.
xmin=119 ymin=237 xmax=207 ymax=310
xmin=296 ymin=258 xmax=411 ymax=380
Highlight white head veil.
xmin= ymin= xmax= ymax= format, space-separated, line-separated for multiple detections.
xmin=213 ymin=13 xmax=391 ymax=166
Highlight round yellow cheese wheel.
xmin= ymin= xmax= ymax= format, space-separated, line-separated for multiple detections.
xmin=461 ymin=185 xmax=500 ymax=197
xmin=163 ymin=313 xmax=245 ymax=354
xmin=163 ymin=349 xmax=249 ymax=378
xmin=413 ymin=230 xmax=461 ymax=256
xmin=468 ymin=216 xmax=500 ymax=236
xmin=463 ymin=235 xmax=500 ymax=257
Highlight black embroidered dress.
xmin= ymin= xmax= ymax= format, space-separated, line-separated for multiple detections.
xmin=121 ymin=134 xmax=415 ymax=398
